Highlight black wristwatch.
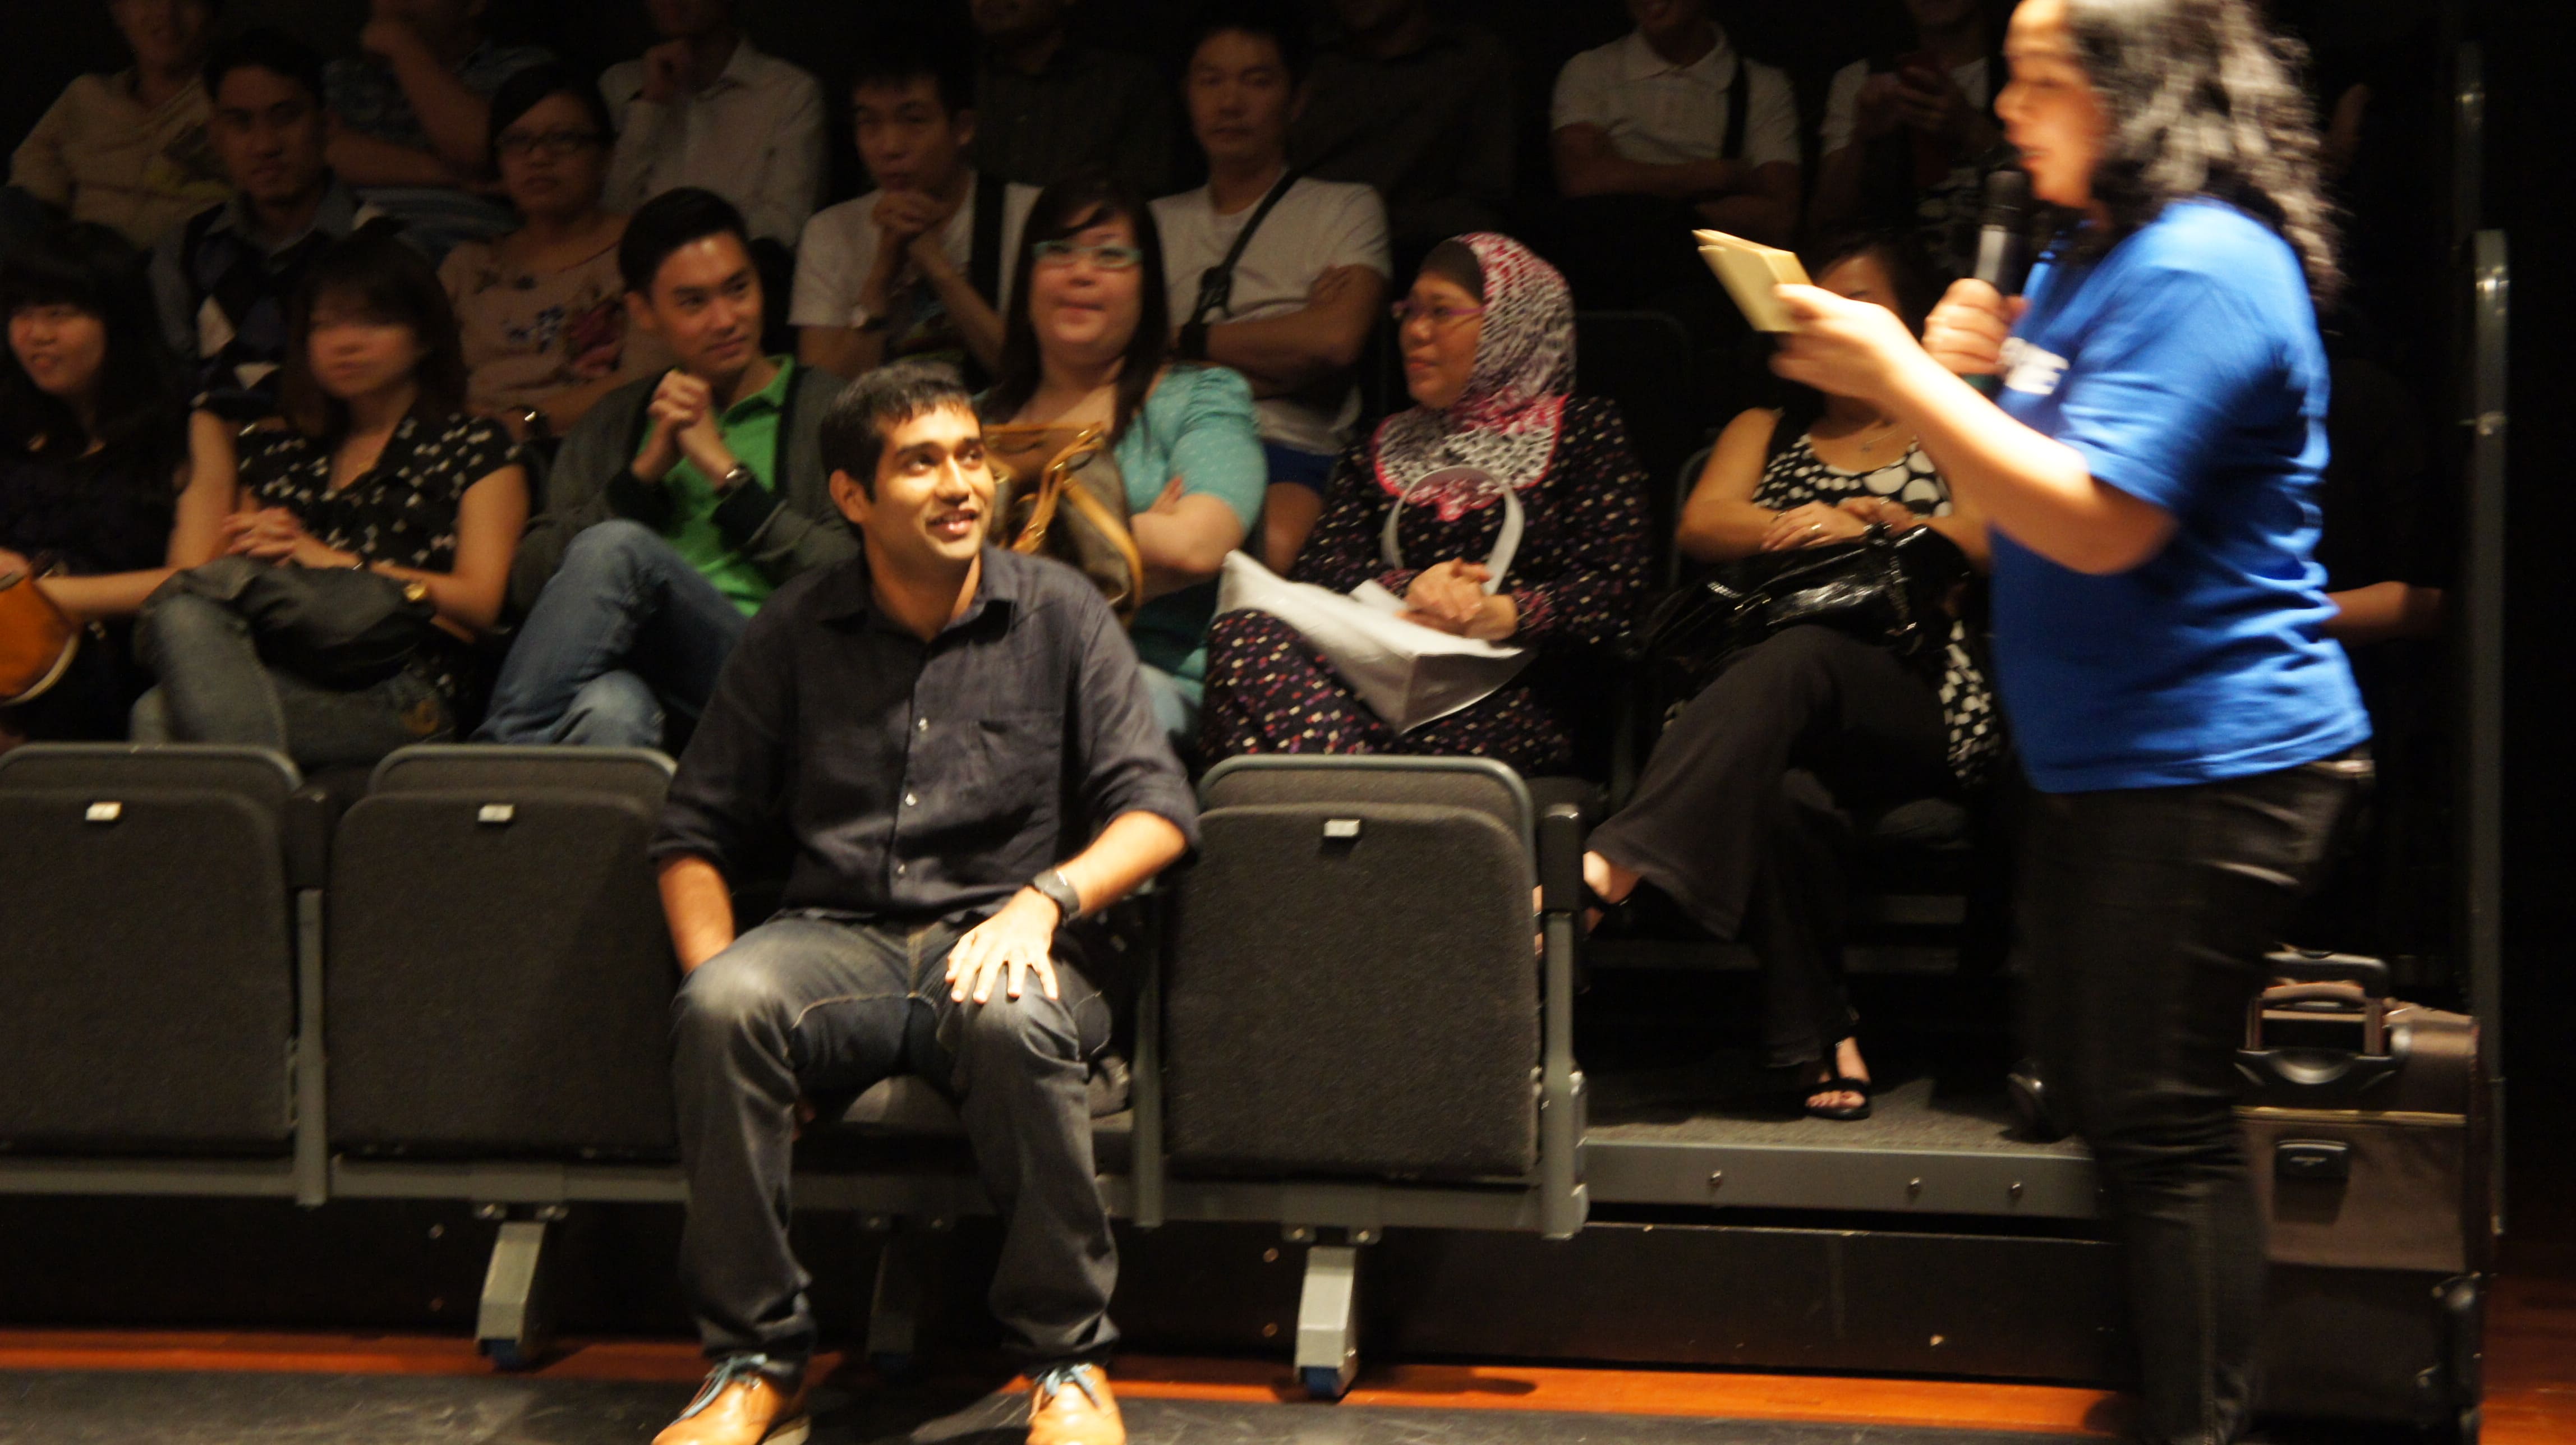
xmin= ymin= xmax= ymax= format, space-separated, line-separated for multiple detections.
xmin=1028 ymin=868 xmax=1082 ymax=926
xmin=716 ymin=463 xmax=757 ymax=494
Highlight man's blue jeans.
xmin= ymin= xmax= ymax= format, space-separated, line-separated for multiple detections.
xmin=476 ymin=521 xmax=749 ymax=749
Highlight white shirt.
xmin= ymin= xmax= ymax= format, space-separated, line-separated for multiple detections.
xmin=1820 ymin=57 xmax=1995 ymax=155
xmin=791 ymin=174 xmax=1038 ymax=328
xmin=601 ymin=40 xmax=825 ymax=245
xmin=1551 ymin=29 xmax=1800 ymax=172
xmin=1151 ymin=176 xmax=1390 ymax=457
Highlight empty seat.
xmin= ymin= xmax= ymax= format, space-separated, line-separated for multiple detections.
xmin=1166 ymin=757 xmax=1575 ymax=1184
xmin=0 ymin=745 xmax=306 ymax=1152
xmin=325 ymin=745 xmax=679 ymax=1157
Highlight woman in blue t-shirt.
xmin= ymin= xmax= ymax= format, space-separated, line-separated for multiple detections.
xmin=1766 ymin=2 xmax=2367 ymax=1440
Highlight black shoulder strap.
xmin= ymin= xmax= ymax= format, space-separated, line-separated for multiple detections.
xmin=968 ymin=170 xmax=1009 ymax=305
xmin=1721 ymin=55 xmax=1751 ymax=163
xmin=1188 ymin=169 xmax=1302 ymax=327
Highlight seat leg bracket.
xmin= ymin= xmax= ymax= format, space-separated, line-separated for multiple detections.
xmin=475 ymin=1206 xmax=563 ymax=1370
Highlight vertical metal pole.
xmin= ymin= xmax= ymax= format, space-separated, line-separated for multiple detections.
xmin=2465 ymin=231 xmax=2509 ymax=1240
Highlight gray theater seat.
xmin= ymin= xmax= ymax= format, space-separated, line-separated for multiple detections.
xmin=0 ymin=745 xmax=307 ymax=1161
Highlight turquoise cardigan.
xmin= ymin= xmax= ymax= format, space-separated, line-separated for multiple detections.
xmin=1110 ymin=364 xmax=1266 ymax=688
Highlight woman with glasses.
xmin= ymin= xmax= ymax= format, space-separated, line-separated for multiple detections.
xmin=438 ymin=65 xmax=668 ymax=445
xmin=986 ymin=172 xmax=1267 ymax=754
xmin=1198 ymin=232 xmax=1653 ymax=775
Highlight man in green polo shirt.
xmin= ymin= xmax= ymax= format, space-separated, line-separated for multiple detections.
xmin=480 ymin=187 xmax=853 ymax=748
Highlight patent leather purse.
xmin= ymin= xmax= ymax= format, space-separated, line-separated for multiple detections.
xmin=1625 ymin=522 xmax=1971 ymax=694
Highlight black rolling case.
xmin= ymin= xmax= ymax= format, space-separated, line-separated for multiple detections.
xmin=2239 ymin=950 xmax=2488 ymax=1442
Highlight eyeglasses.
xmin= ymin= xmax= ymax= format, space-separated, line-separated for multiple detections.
xmin=1391 ymin=300 xmax=1485 ymax=330
xmin=1032 ymin=240 xmax=1145 ymax=271
xmin=496 ymin=129 xmax=605 ymax=159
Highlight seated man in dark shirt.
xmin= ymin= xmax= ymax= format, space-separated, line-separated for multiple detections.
xmin=1289 ymin=0 xmax=1515 ymax=265
xmin=647 ymin=362 xmax=1195 ymax=1445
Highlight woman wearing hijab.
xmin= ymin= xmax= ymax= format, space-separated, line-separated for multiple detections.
xmin=1199 ymin=232 xmax=1652 ymax=775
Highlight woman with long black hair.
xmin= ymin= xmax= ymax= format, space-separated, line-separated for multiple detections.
xmin=1769 ymin=1 xmax=2367 ymax=1440
xmin=1 ymin=222 xmax=233 ymax=747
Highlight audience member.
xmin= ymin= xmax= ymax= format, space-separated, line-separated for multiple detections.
xmin=1809 ymin=0 xmax=2010 ymax=284
xmin=9 ymin=0 xmax=232 ymax=251
xmin=152 ymin=27 xmax=389 ymax=420
xmin=1199 ymin=233 xmax=1652 ymax=775
xmin=440 ymin=65 xmax=669 ymax=444
xmin=985 ymin=174 xmax=1266 ymax=753
xmin=601 ymin=0 xmax=826 ymax=250
xmin=1157 ymin=1 xmax=1390 ymax=574
xmin=1289 ymin=0 xmax=1515 ymax=266
xmin=1553 ymin=0 xmax=1799 ymax=241
xmin=324 ymin=0 xmax=553 ymax=260
xmin=1584 ymin=232 xmax=1998 ymax=1120
xmin=1 ymin=225 xmax=233 ymax=749
xmin=646 ymin=362 xmax=1194 ymax=1445
xmin=1535 ymin=0 xmax=1798 ymax=320
xmin=132 ymin=228 xmax=529 ymax=767
xmin=476 ymin=188 xmax=852 ymax=750
xmin=969 ymin=0 xmax=1175 ymax=198
xmin=793 ymin=24 xmax=1037 ymax=385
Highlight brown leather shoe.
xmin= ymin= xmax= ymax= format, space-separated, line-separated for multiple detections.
xmin=653 ymin=1357 xmax=810 ymax=1445
xmin=1027 ymin=1363 xmax=1124 ymax=1445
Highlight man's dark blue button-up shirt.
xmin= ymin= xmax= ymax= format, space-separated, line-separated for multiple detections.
xmin=652 ymin=546 xmax=1198 ymax=920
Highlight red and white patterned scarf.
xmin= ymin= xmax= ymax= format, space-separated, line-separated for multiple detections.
xmin=1370 ymin=233 xmax=1576 ymax=521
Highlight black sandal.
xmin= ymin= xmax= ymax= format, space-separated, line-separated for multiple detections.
xmin=1803 ymin=1074 xmax=1874 ymax=1122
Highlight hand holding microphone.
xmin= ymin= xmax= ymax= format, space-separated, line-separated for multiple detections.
xmin=1924 ymin=279 xmax=2026 ymax=381
xmin=1957 ymin=168 xmax=2033 ymax=395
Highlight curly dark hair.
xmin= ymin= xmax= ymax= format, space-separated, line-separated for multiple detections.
xmin=2058 ymin=0 xmax=2341 ymax=306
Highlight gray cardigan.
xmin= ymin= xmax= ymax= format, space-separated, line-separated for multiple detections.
xmin=510 ymin=362 xmax=855 ymax=615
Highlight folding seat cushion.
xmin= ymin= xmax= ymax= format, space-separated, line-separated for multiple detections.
xmin=325 ymin=747 xmax=679 ymax=1156
xmin=0 ymin=745 xmax=300 ymax=1150
xmin=1165 ymin=758 xmax=1541 ymax=1180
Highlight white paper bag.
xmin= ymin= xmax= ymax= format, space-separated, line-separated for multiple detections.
xmin=1216 ymin=551 xmax=1533 ymax=734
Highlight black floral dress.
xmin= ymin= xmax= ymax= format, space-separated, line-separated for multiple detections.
xmin=1199 ymin=396 xmax=1654 ymax=775
xmin=1751 ymin=434 xmax=2002 ymax=786
xmin=235 ymin=412 xmax=517 ymax=717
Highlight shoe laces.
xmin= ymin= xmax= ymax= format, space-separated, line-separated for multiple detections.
xmin=678 ymin=1354 xmax=780 ymax=1421
xmin=1031 ymin=1362 xmax=1105 ymax=1413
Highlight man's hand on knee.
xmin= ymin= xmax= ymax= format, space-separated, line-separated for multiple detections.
xmin=945 ymin=892 xmax=1062 ymax=1005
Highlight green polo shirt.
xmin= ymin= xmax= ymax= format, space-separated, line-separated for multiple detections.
xmin=643 ymin=357 xmax=795 ymax=616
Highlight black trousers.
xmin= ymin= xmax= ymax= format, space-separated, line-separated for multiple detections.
xmin=1590 ymin=627 xmax=1955 ymax=1067
xmin=2018 ymin=752 xmax=2366 ymax=1445
xmin=669 ymin=910 xmax=1118 ymax=1380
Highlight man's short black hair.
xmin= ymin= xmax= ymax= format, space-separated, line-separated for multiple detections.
xmin=1186 ymin=0 xmax=1315 ymax=88
xmin=820 ymin=361 xmax=978 ymax=499
xmin=618 ymin=187 xmax=752 ymax=296
xmin=204 ymin=25 xmax=325 ymax=107
xmin=850 ymin=16 xmax=978 ymax=118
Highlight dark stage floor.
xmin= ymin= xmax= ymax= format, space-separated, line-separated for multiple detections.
xmin=0 ymin=1369 xmax=2100 ymax=1445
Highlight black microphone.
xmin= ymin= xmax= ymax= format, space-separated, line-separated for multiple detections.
xmin=1965 ymin=168 xmax=2031 ymax=397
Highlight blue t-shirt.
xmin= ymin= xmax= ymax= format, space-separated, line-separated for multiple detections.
xmin=1990 ymin=199 xmax=2367 ymax=792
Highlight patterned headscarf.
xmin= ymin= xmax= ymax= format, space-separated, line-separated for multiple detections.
xmin=1371 ymin=233 xmax=1576 ymax=521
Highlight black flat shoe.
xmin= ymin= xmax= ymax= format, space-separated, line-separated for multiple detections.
xmin=1803 ymin=1075 xmax=1874 ymax=1121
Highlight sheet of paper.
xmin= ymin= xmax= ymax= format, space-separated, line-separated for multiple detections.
xmin=1694 ymin=228 xmax=1811 ymax=332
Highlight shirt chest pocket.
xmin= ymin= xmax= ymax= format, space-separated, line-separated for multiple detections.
xmin=941 ymin=710 xmax=1065 ymax=830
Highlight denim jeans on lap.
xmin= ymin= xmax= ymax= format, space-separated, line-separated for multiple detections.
xmin=476 ymin=519 xmax=748 ymax=748
xmin=2017 ymin=751 xmax=2365 ymax=1445
xmin=132 ymin=587 xmax=451 ymax=768
xmin=670 ymin=910 xmax=1119 ymax=1379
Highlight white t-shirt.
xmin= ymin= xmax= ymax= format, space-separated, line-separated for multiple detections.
xmin=1819 ymin=57 xmax=1995 ymax=155
xmin=1151 ymin=176 xmax=1390 ymax=457
xmin=789 ymin=173 xmax=1038 ymax=363
xmin=1551 ymin=29 xmax=1799 ymax=172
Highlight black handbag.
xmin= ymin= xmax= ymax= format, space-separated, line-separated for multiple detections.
xmin=156 ymin=555 xmax=439 ymax=689
xmin=1625 ymin=523 xmax=1972 ymax=694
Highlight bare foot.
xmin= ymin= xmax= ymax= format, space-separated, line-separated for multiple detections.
xmin=1805 ymin=1036 xmax=1871 ymax=1115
